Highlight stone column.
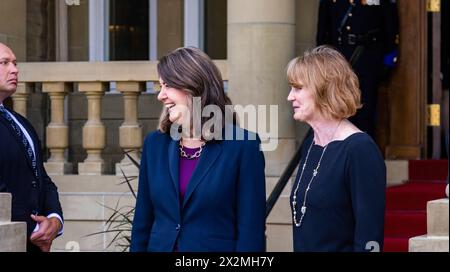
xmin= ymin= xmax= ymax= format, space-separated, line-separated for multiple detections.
xmin=78 ymin=82 xmax=107 ymax=175
xmin=228 ymin=0 xmax=296 ymax=176
xmin=0 ymin=1 xmax=26 ymax=61
xmin=42 ymin=82 xmax=72 ymax=175
xmin=11 ymin=83 xmax=30 ymax=117
xmin=115 ymin=82 xmax=144 ymax=177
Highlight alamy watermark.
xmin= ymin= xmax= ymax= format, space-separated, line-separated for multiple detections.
xmin=65 ymin=241 xmax=80 ymax=252
xmin=365 ymin=241 xmax=380 ymax=252
xmin=167 ymin=97 xmax=279 ymax=151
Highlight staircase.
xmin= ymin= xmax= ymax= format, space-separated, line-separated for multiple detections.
xmin=0 ymin=193 xmax=27 ymax=252
xmin=383 ymin=160 xmax=448 ymax=252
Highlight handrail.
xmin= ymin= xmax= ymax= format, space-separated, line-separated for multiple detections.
xmin=16 ymin=60 xmax=228 ymax=82
xmin=266 ymin=128 xmax=312 ymax=218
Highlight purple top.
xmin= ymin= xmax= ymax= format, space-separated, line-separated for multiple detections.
xmin=179 ymin=146 xmax=201 ymax=201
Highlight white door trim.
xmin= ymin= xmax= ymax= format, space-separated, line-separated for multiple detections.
xmin=184 ymin=0 xmax=204 ymax=49
xmin=89 ymin=0 xmax=109 ymax=61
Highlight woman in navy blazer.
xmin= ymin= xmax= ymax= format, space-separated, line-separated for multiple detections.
xmin=130 ymin=47 xmax=266 ymax=252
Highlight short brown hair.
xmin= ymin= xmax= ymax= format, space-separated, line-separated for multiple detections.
xmin=287 ymin=45 xmax=361 ymax=119
xmin=157 ymin=47 xmax=233 ymax=136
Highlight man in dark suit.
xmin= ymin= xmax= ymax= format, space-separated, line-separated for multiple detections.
xmin=0 ymin=42 xmax=63 ymax=252
xmin=316 ymin=0 xmax=399 ymax=138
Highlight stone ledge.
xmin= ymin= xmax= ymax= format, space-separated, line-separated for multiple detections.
xmin=385 ymin=160 xmax=408 ymax=187
xmin=59 ymin=193 xmax=135 ymax=221
xmin=51 ymin=175 xmax=137 ymax=193
xmin=427 ymin=199 xmax=449 ymax=236
xmin=409 ymin=235 xmax=449 ymax=252
xmin=0 ymin=222 xmax=27 ymax=252
xmin=266 ymin=223 xmax=293 ymax=252
xmin=0 ymin=193 xmax=12 ymax=222
xmin=266 ymin=196 xmax=291 ymax=224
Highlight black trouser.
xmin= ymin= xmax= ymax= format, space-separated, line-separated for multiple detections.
xmin=339 ymin=44 xmax=384 ymax=139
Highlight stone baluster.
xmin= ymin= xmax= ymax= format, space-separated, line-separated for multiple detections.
xmin=78 ymin=82 xmax=107 ymax=175
xmin=11 ymin=83 xmax=30 ymax=117
xmin=42 ymin=82 xmax=72 ymax=174
xmin=115 ymin=82 xmax=144 ymax=176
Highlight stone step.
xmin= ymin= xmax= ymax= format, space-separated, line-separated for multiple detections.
xmin=266 ymin=196 xmax=292 ymax=224
xmin=0 ymin=193 xmax=12 ymax=222
xmin=0 ymin=222 xmax=27 ymax=252
xmin=385 ymin=160 xmax=408 ymax=187
xmin=266 ymin=223 xmax=293 ymax=252
xmin=409 ymin=235 xmax=449 ymax=252
xmin=427 ymin=199 xmax=449 ymax=236
xmin=0 ymin=193 xmax=27 ymax=252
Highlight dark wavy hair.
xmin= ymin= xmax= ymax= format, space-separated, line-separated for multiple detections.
xmin=157 ymin=47 xmax=234 ymax=138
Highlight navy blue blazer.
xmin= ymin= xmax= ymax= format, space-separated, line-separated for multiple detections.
xmin=130 ymin=125 xmax=266 ymax=252
xmin=0 ymin=109 xmax=63 ymax=243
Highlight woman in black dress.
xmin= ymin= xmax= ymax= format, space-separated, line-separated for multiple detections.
xmin=286 ymin=45 xmax=386 ymax=252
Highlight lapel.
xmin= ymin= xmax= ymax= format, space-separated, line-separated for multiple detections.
xmin=17 ymin=113 xmax=42 ymax=177
xmin=168 ymin=139 xmax=181 ymax=200
xmin=0 ymin=113 xmax=35 ymax=172
xmin=182 ymin=140 xmax=222 ymax=208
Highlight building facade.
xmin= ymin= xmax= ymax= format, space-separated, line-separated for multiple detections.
xmin=0 ymin=0 xmax=447 ymax=252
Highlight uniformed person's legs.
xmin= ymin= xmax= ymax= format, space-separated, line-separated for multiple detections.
xmin=349 ymin=50 xmax=383 ymax=139
xmin=349 ymin=74 xmax=378 ymax=138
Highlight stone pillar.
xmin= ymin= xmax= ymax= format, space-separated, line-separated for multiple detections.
xmin=78 ymin=82 xmax=107 ymax=175
xmin=115 ymin=82 xmax=144 ymax=177
xmin=11 ymin=83 xmax=30 ymax=117
xmin=228 ymin=0 xmax=296 ymax=176
xmin=0 ymin=1 xmax=26 ymax=61
xmin=0 ymin=193 xmax=26 ymax=252
xmin=42 ymin=82 xmax=72 ymax=175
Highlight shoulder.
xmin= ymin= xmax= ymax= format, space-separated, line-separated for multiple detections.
xmin=345 ymin=132 xmax=377 ymax=149
xmin=223 ymin=124 xmax=261 ymax=143
xmin=9 ymin=110 xmax=39 ymax=138
xmin=221 ymin=124 xmax=261 ymax=151
xmin=10 ymin=110 xmax=32 ymax=127
xmin=143 ymin=130 xmax=171 ymax=148
xmin=344 ymin=133 xmax=384 ymax=163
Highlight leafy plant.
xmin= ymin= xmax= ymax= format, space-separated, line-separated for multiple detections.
xmin=85 ymin=151 xmax=140 ymax=252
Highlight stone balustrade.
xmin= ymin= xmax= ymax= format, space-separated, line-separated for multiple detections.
xmin=16 ymin=61 xmax=228 ymax=176
xmin=409 ymin=184 xmax=449 ymax=252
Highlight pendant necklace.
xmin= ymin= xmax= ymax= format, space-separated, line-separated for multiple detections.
xmin=292 ymin=120 xmax=342 ymax=227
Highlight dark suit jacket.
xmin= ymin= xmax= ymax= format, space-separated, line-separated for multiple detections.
xmin=0 ymin=108 xmax=63 ymax=248
xmin=317 ymin=0 xmax=399 ymax=58
xmin=130 ymin=125 xmax=266 ymax=252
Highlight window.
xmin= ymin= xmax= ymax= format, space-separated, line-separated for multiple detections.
xmin=109 ymin=0 xmax=149 ymax=60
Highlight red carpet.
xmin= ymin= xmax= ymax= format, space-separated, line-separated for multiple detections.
xmin=383 ymin=160 xmax=448 ymax=252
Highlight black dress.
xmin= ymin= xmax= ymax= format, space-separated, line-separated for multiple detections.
xmin=291 ymin=132 xmax=386 ymax=252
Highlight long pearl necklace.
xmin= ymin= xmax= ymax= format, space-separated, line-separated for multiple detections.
xmin=292 ymin=141 xmax=327 ymax=227
xmin=292 ymin=121 xmax=342 ymax=228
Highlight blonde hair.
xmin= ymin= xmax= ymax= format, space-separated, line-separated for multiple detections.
xmin=287 ymin=45 xmax=362 ymax=120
